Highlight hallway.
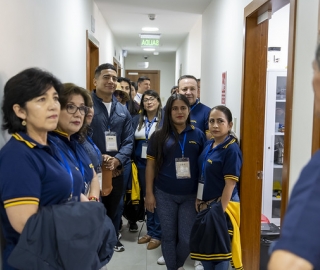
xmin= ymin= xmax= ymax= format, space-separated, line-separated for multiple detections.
xmin=107 ymin=219 xmax=194 ymax=270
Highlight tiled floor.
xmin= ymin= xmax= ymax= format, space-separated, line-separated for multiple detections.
xmin=106 ymin=218 xmax=196 ymax=270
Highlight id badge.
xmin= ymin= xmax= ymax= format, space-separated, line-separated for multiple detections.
xmin=84 ymin=181 xmax=90 ymax=196
xmin=141 ymin=142 xmax=148 ymax=159
xmin=175 ymin=157 xmax=191 ymax=179
xmin=97 ymin=165 xmax=102 ymax=190
xmin=105 ymin=131 xmax=118 ymax=152
xmin=197 ymin=182 xmax=204 ymax=200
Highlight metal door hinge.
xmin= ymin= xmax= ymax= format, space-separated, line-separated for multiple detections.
xmin=257 ymin=171 xmax=263 ymax=179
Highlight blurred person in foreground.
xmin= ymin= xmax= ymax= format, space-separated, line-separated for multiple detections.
xmin=268 ymin=43 xmax=320 ymax=270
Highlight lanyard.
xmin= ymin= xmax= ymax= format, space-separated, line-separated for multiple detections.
xmin=201 ymin=136 xmax=230 ymax=181
xmin=178 ymin=132 xmax=187 ymax=158
xmin=190 ymin=99 xmax=199 ymax=112
xmin=67 ymin=148 xmax=85 ymax=179
xmin=201 ymin=142 xmax=216 ymax=182
xmin=86 ymin=135 xmax=102 ymax=165
xmin=48 ymin=139 xmax=74 ymax=199
xmin=145 ymin=117 xmax=157 ymax=141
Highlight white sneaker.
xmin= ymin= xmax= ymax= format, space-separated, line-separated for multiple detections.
xmin=194 ymin=260 xmax=204 ymax=270
xmin=157 ymin=255 xmax=166 ymax=265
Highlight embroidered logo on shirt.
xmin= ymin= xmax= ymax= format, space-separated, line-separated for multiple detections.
xmin=207 ymin=159 xmax=212 ymax=164
xmin=189 ymin=141 xmax=197 ymax=144
xmin=191 ymin=120 xmax=197 ymax=123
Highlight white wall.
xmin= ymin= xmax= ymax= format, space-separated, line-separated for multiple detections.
xmin=268 ymin=4 xmax=290 ymax=69
xmin=175 ymin=17 xmax=202 ymax=82
xmin=124 ymin=53 xmax=175 ymax=104
xmin=201 ymin=0 xmax=252 ymax=137
xmin=289 ymin=0 xmax=319 ymax=193
xmin=0 ymin=0 xmax=122 ymax=148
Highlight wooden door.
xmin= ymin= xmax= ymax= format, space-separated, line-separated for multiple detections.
xmin=125 ymin=70 xmax=161 ymax=95
xmin=312 ymin=1 xmax=320 ymax=154
xmin=241 ymin=0 xmax=295 ymax=269
xmin=86 ymin=30 xmax=99 ymax=91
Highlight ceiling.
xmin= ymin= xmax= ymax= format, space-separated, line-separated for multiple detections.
xmin=94 ymin=0 xmax=212 ymax=55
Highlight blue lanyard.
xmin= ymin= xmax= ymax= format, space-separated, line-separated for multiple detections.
xmin=178 ymin=133 xmax=187 ymax=158
xmin=201 ymin=142 xmax=216 ymax=182
xmin=86 ymin=135 xmax=102 ymax=165
xmin=145 ymin=117 xmax=157 ymax=141
xmin=190 ymin=99 xmax=199 ymax=112
xmin=201 ymin=136 xmax=230 ymax=181
xmin=49 ymin=139 xmax=74 ymax=198
xmin=67 ymin=148 xmax=85 ymax=179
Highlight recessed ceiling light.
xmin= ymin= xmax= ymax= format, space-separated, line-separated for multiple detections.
xmin=142 ymin=27 xmax=159 ymax=32
xmin=143 ymin=48 xmax=155 ymax=51
xmin=139 ymin=33 xmax=161 ymax=39
xmin=153 ymin=52 xmax=159 ymax=55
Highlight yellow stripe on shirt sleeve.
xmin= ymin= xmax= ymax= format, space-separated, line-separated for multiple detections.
xmin=4 ymin=197 xmax=40 ymax=209
xmin=146 ymin=155 xmax=155 ymax=160
xmin=224 ymin=175 xmax=239 ymax=182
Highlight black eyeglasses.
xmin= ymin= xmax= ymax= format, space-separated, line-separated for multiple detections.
xmin=66 ymin=104 xmax=88 ymax=115
xmin=143 ymin=97 xmax=156 ymax=103
xmin=114 ymin=92 xmax=125 ymax=98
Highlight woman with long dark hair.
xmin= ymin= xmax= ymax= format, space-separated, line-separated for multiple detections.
xmin=145 ymin=94 xmax=206 ymax=270
xmin=134 ymin=90 xmax=163 ymax=250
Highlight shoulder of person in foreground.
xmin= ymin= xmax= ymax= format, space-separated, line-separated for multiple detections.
xmin=268 ymin=250 xmax=313 ymax=270
xmin=269 ymin=150 xmax=320 ymax=270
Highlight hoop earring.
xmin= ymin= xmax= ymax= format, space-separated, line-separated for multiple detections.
xmin=22 ymin=120 xmax=27 ymax=126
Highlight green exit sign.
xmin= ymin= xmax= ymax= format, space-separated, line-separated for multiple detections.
xmin=141 ymin=39 xmax=160 ymax=47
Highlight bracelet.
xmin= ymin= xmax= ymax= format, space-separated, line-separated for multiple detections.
xmin=88 ymin=196 xmax=100 ymax=202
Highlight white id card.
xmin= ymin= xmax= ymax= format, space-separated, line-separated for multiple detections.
xmin=197 ymin=182 xmax=204 ymax=200
xmin=175 ymin=157 xmax=191 ymax=179
xmin=105 ymin=131 xmax=118 ymax=151
xmin=97 ymin=172 xmax=102 ymax=190
xmin=141 ymin=143 xmax=148 ymax=159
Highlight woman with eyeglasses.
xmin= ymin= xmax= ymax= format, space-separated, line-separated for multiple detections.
xmin=133 ymin=90 xmax=163 ymax=250
xmin=145 ymin=94 xmax=206 ymax=270
xmin=0 ymin=69 xmax=99 ymax=269
xmin=49 ymin=83 xmax=100 ymax=202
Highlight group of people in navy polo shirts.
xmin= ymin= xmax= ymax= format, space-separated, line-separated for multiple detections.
xmin=0 ymin=64 xmax=243 ymax=270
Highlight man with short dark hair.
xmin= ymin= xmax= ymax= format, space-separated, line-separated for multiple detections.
xmin=134 ymin=76 xmax=151 ymax=105
xmin=90 ymin=63 xmax=134 ymax=252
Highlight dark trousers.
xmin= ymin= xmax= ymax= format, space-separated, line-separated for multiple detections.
xmin=101 ymin=174 xmax=124 ymax=231
xmin=155 ymin=187 xmax=197 ymax=270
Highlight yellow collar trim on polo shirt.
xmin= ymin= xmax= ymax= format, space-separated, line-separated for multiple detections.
xmin=223 ymin=138 xmax=236 ymax=149
xmin=53 ymin=129 xmax=69 ymax=138
xmin=12 ymin=133 xmax=37 ymax=148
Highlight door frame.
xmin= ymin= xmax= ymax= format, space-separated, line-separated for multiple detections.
xmin=86 ymin=30 xmax=99 ymax=91
xmin=311 ymin=1 xmax=320 ymax=154
xmin=240 ymin=0 xmax=295 ymax=268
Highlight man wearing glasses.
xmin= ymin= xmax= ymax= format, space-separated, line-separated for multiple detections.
xmin=90 ymin=63 xmax=134 ymax=252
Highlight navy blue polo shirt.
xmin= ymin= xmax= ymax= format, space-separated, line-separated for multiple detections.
xmin=272 ymin=150 xmax=320 ymax=269
xmin=49 ymin=131 xmax=94 ymax=194
xmin=198 ymin=136 xmax=242 ymax=201
xmin=0 ymin=132 xmax=83 ymax=265
xmin=147 ymin=125 xmax=206 ymax=195
xmin=190 ymin=100 xmax=211 ymax=134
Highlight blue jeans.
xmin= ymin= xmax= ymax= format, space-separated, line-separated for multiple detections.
xmin=138 ymin=167 xmax=162 ymax=240
xmin=113 ymin=160 xmax=131 ymax=235
xmin=201 ymin=260 xmax=229 ymax=270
